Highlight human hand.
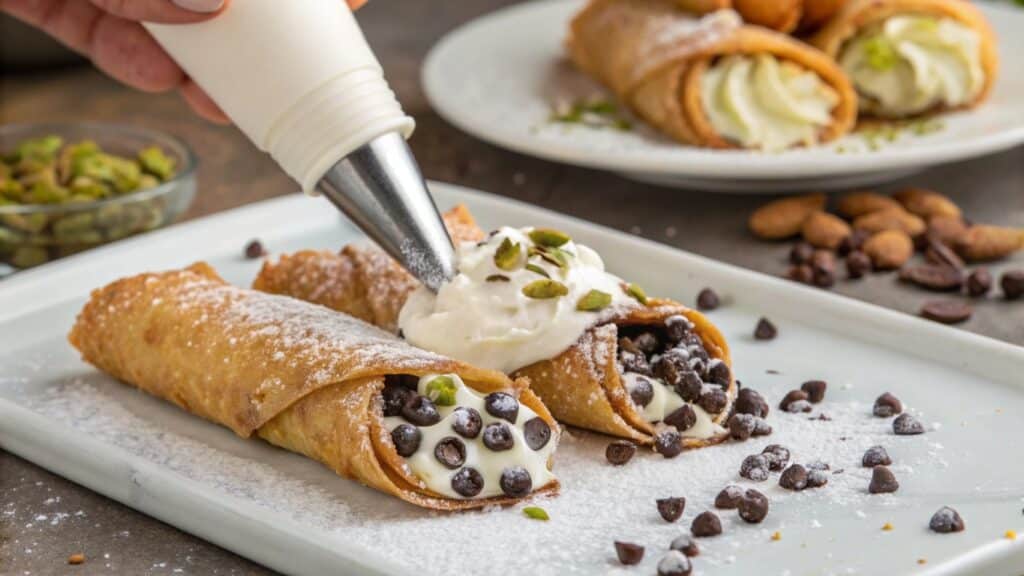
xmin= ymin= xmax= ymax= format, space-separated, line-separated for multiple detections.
xmin=0 ymin=0 xmax=370 ymax=124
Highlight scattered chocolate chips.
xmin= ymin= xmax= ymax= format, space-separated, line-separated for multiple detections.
xmin=654 ymin=429 xmax=684 ymax=459
xmin=434 ymin=437 xmax=467 ymax=469
xmin=390 ymin=424 xmax=421 ymax=457
xmin=800 ymin=380 xmax=827 ymax=403
xmin=614 ymin=541 xmax=645 ymax=566
xmin=862 ymin=445 xmax=892 ymax=467
xmin=846 ymin=250 xmax=872 ymax=279
xmin=738 ymin=489 xmax=769 ymax=523
xmin=606 ymin=440 xmax=637 ymax=466
xmin=806 ymin=469 xmax=829 ymax=488
xmin=728 ymin=413 xmax=756 ymax=441
xmin=657 ymin=497 xmax=687 ymax=523
xmin=788 ymin=264 xmax=814 ymax=284
xmin=752 ymin=418 xmax=772 ymax=437
xmin=691 ymin=511 xmax=722 ymax=538
xmin=739 ymin=454 xmax=770 ymax=481
xmin=790 ymin=241 xmax=815 ymax=264
xmin=401 ymin=395 xmax=442 ymax=426
xmin=657 ymin=551 xmax=692 ymax=576
xmin=779 ymin=390 xmax=812 ymax=413
xmin=920 ymin=300 xmax=973 ymax=324
xmin=523 ymin=417 xmax=552 ymax=450
xmin=665 ymin=405 xmax=698 ymax=432
xmin=899 ymin=264 xmax=964 ymax=292
xmin=811 ymin=250 xmax=836 ymax=288
xmin=754 ymin=318 xmax=777 ymax=341
xmin=868 ymin=466 xmax=899 ymax=494
xmin=482 ymin=422 xmax=515 ymax=451
xmin=839 ymin=230 xmax=869 ymax=256
xmin=628 ymin=376 xmax=655 ymax=406
xmin=696 ymin=288 xmax=720 ymax=311
xmin=451 ymin=467 xmax=484 ymax=497
xmin=779 ymin=464 xmax=809 ymax=491
xmin=698 ymin=387 xmax=728 ymax=414
xmin=715 ymin=485 xmax=744 ymax=509
xmin=382 ymin=386 xmax=414 ymax=417
xmin=929 ymin=506 xmax=966 ymax=533
xmin=735 ymin=388 xmax=770 ymax=418
xmin=966 ymin=268 xmax=992 ymax=297
xmin=669 ymin=534 xmax=700 ymax=557
xmin=244 ymin=239 xmax=266 ymax=259
xmin=451 ymin=407 xmax=483 ymax=439
xmin=1002 ymin=270 xmax=1024 ymax=300
xmin=893 ymin=413 xmax=925 ymax=435
xmin=484 ymin=392 xmax=519 ymax=423
xmin=873 ymin=393 xmax=903 ymax=417
xmin=761 ymin=445 xmax=791 ymax=471
xmin=499 ymin=466 xmax=533 ymax=498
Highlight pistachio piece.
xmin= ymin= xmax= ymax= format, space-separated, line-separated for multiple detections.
xmin=15 ymin=135 xmax=62 ymax=163
xmin=485 ymin=274 xmax=510 ymax=282
xmin=138 ymin=146 xmax=176 ymax=181
xmin=425 ymin=375 xmax=457 ymax=406
xmin=494 ymin=237 xmax=521 ymax=271
xmin=624 ymin=282 xmax=648 ymax=305
xmin=10 ymin=245 xmax=49 ymax=268
xmin=522 ymin=506 xmax=550 ymax=521
xmin=522 ymin=279 xmax=569 ymax=299
xmin=528 ymin=227 xmax=571 ymax=247
xmin=525 ymin=263 xmax=550 ymax=278
xmin=577 ymin=289 xmax=612 ymax=311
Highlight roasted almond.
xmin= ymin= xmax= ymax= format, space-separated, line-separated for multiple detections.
xmin=836 ymin=191 xmax=902 ymax=219
xmin=853 ymin=209 xmax=926 ymax=237
xmin=954 ymin=225 xmax=1024 ymax=262
xmin=863 ymin=230 xmax=914 ymax=270
xmin=893 ymin=188 xmax=962 ymax=220
xmin=748 ymin=194 xmax=826 ymax=240
xmin=801 ymin=212 xmax=852 ymax=250
xmin=926 ymin=215 xmax=969 ymax=246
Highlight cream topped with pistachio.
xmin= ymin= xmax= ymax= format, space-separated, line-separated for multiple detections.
xmin=398 ymin=226 xmax=640 ymax=373
xmin=383 ymin=374 xmax=556 ymax=499
xmin=701 ymin=54 xmax=840 ymax=151
xmin=838 ymin=15 xmax=984 ymax=117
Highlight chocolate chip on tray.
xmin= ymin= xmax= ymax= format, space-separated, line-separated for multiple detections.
xmin=451 ymin=467 xmax=484 ymax=497
xmin=523 ymin=417 xmax=552 ymax=450
xmin=699 ymin=387 xmax=728 ymax=415
xmin=868 ymin=466 xmax=899 ymax=494
xmin=807 ymin=460 xmax=830 ymax=471
xmin=739 ymin=454 xmax=770 ymax=482
xmin=434 ymin=437 xmax=467 ymax=469
xmin=669 ymin=534 xmax=699 ymax=557
xmin=484 ymin=392 xmax=519 ymax=423
xmin=923 ymin=236 xmax=966 ymax=270
xmin=401 ymin=395 xmax=442 ymax=426
xmin=657 ymin=551 xmax=692 ymax=576
xmin=1002 ymin=270 xmax=1024 ymax=300
xmin=715 ymin=485 xmax=744 ymax=509
xmin=920 ymin=300 xmax=973 ymax=324
xmin=735 ymin=388 xmax=770 ymax=418
xmin=929 ymin=507 xmax=966 ymax=534
xmin=800 ymin=380 xmax=827 ymax=403
xmin=846 ymin=250 xmax=872 ymax=279
xmin=761 ymin=445 xmax=791 ymax=471
xmin=728 ymin=413 xmax=755 ymax=441
xmin=696 ymin=288 xmax=720 ymax=311
xmin=811 ymin=250 xmax=836 ymax=288
xmin=790 ymin=242 xmax=815 ymax=265
xmin=244 ymin=239 xmax=266 ymax=259
xmin=606 ymin=440 xmax=637 ymax=466
xmin=390 ymin=424 xmax=421 ymax=457
xmin=482 ymin=422 xmax=515 ymax=451
xmin=690 ymin=511 xmax=722 ymax=538
xmin=966 ymin=268 xmax=992 ymax=297
xmin=655 ymin=429 xmax=684 ymax=459
xmin=893 ymin=413 xmax=925 ymax=435
xmin=614 ymin=541 xmax=645 ymax=566
xmin=657 ymin=497 xmax=687 ymax=523
xmin=738 ymin=489 xmax=769 ymax=523
xmin=899 ymin=264 xmax=964 ymax=292
xmin=752 ymin=417 xmax=772 ymax=437
xmin=805 ymin=469 xmax=829 ymax=488
xmin=499 ymin=466 xmax=533 ymax=498
xmin=665 ymin=405 xmax=697 ymax=432
xmin=788 ymin=264 xmax=815 ymax=284
xmin=451 ymin=407 xmax=483 ymax=439
xmin=839 ymin=230 xmax=869 ymax=256
xmin=382 ymin=385 xmax=414 ymax=417
xmin=779 ymin=390 xmax=812 ymax=413
xmin=873 ymin=393 xmax=903 ymax=417
xmin=754 ymin=318 xmax=777 ymax=341
xmin=862 ymin=445 xmax=892 ymax=468
xmin=779 ymin=464 xmax=808 ymax=491
xmin=628 ymin=376 xmax=655 ymax=406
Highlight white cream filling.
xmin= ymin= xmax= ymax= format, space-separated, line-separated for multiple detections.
xmin=621 ymin=372 xmax=724 ymax=439
xmin=383 ymin=374 xmax=557 ymax=499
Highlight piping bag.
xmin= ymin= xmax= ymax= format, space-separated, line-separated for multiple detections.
xmin=145 ymin=0 xmax=456 ymax=290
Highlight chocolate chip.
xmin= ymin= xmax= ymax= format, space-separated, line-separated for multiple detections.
xmin=779 ymin=464 xmax=808 ymax=491
xmin=482 ymin=422 xmax=514 ymax=451
xmin=738 ymin=489 xmax=769 ymax=523
xmin=614 ymin=541 xmax=644 ymax=566
xmin=800 ymin=380 xmax=827 ymax=403
xmin=923 ymin=236 xmax=965 ymax=270
xmin=846 ymin=250 xmax=872 ymax=279
xmin=690 ymin=511 xmax=722 ymax=537
xmin=1002 ymin=270 xmax=1024 ymax=300
xmin=966 ymin=268 xmax=992 ymax=297
xmin=813 ymin=267 xmax=836 ymax=288
xmin=606 ymin=440 xmax=637 ymax=466
xmin=735 ymin=388 xmax=770 ymax=418
xmin=779 ymin=390 xmax=812 ymax=413
xmin=790 ymin=241 xmax=815 ymax=264
xmin=382 ymin=386 xmax=414 ymax=417
xmin=806 ymin=469 xmax=828 ymax=488
xmin=665 ymin=315 xmax=693 ymax=343
xmin=714 ymin=485 xmax=743 ymax=509
xmin=811 ymin=250 xmax=836 ymax=288
xmin=868 ymin=466 xmax=899 ymax=494
xmin=674 ymin=372 xmax=704 ymax=403
xmin=728 ymin=413 xmax=755 ymax=441
xmin=499 ymin=466 xmax=533 ymax=498
xmin=788 ymin=264 xmax=814 ymax=284
xmin=696 ymin=288 xmax=720 ymax=311
xmin=929 ymin=507 xmax=965 ymax=533
xmin=627 ymin=376 xmax=655 ymax=407
xmin=484 ymin=392 xmax=519 ymax=423
xmin=244 ymin=239 xmax=266 ymax=259
xmin=653 ymin=351 xmax=689 ymax=387
xmin=451 ymin=407 xmax=483 ymax=439
xmin=752 ymin=417 xmax=772 ymax=437
xmin=707 ymin=360 xmax=731 ymax=388
xmin=839 ymin=230 xmax=869 ymax=256
xmin=899 ymin=264 xmax=964 ymax=291
xmin=698 ymin=387 xmax=728 ymax=415
xmin=657 ymin=551 xmax=692 ymax=576
xmin=401 ymin=395 xmax=442 ymax=426
xmin=451 ymin=467 xmax=484 ymax=497
xmin=657 ymin=497 xmax=686 ymax=523
xmin=633 ymin=332 xmax=660 ymax=354
xmin=873 ymin=393 xmax=903 ymax=417
xmin=665 ymin=405 xmax=697 ymax=431
xmin=761 ymin=444 xmax=790 ymax=471
xmin=893 ymin=413 xmax=925 ymax=435
xmin=524 ymin=417 xmax=551 ymax=450
xmin=754 ymin=318 xmax=777 ymax=340
xmin=654 ymin=429 xmax=684 ymax=459
xmin=619 ymin=346 xmax=652 ymax=376
xmin=390 ymin=424 xmax=421 ymax=457
xmin=669 ymin=534 xmax=699 ymax=557
xmin=739 ymin=454 xmax=770 ymax=481
xmin=434 ymin=437 xmax=467 ymax=469
xmin=920 ymin=300 xmax=973 ymax=324
xmin=806 ymin=460 xmax=830 ymax=471
xmin=862 ymin=445 xmax=892 ymax=467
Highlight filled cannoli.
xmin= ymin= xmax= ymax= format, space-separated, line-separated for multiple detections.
xmin=69 ymin=263 xmax=559 ymax=510
xmin=809 ymin=0 xmax=998 ymax=118
xmin=255 ymin=209 xmax=735 ymax=453
xmin=565 ymin=0 xmax=857 ymax=151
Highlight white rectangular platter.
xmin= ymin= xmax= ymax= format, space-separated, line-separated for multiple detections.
xmin=2 ymin=182 xmax=1023 ymax=576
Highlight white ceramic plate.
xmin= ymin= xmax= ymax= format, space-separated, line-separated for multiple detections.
xmin=2 ymin=183 xmax=1023 ymax=576
xmin=421 ymin=1 xmax=1024 ymax=192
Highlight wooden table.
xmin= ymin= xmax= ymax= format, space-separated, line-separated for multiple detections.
xmin=2 ymin=1 xmax=1022 ymax=573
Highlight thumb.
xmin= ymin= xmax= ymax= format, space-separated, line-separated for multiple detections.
xmin=88 ymin=0 xmax=227 ymax=23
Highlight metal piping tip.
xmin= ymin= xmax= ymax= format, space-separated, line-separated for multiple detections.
xmin=316 ymin=132 xmax=456 ymax=292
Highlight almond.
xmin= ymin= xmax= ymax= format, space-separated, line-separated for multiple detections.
xmin=801 ymin=211 xmax=852 ymax=250
xmin=836 ymin=191 xmax=902 ymax=219
xmin=748 ymin=194 xmax=827 ymax=240
xmin=927 ymin=215 xmax=969 ymax=246
xmin=954 ymin=225 xmax=1024 ymax=262
xmin=853 ymin=209 xmax=926 ymax=237
xmin=893 ymin=188 xmax=962 ymax=220
xmin=863 ymin=230 xmax=914 ymax=270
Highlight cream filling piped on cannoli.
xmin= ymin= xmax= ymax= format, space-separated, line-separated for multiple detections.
xmin=384 ymin=374 xmax=557 ymax=499
xmin=621 ymin=372 xmax=723 ymax=439
xmin=399 ymin=226 xmax=639 ymax=373
xmin=701 ymin=54 xmax=840 ymax=151
xmin=838 ymin=15 xmax=984 ymax=118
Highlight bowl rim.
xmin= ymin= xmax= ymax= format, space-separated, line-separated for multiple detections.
xmin=0 ymin=122 xmax=197 ymax=216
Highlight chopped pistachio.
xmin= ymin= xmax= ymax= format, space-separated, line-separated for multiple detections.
xmin=425 ymin=375 xmax=457 ymax=406
xmin=522 ymin=279 xmax=569 ymax=299
xmin=523 ymin=506 xmax=550 ymax=521
xmin=864 ymin=36 xmax=897 ymax=71
xmin=1 ymin=212 xmax=48 ymax=233
xmin=530 ymin=245 xmax=569 ymax=269
xmin=14 ymin=135 xmax=63 ymax=163
xmin=10 ymin=245 xmax=48 ymax=268
xmin=57 ymin=140 xmax=99 ymax=184
xmin=138 ymin=146 xmax=176 ymax=181
xmin=525 ymin=263 xmax=550 ymax=278
xmin=485 ymin=274 xmax=510 ymax=282
xmin=26 ymin=180 xmax=69 ymax=204
xmin=494 ymin=237 xmax=521 ymax=271
xmin=528 ymin=227 xmax=571 ymax=248
xmin=52 ymin=213 xmax=96 ymax=238
xmin=138 ymin=174 xmax=161 ymax=190
xmin=576 ymin=289 xmax=612 ymax=311
xmin=624 ymin=282 xmax=648 ymax=305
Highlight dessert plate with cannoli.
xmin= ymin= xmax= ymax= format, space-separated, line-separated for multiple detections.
xmin=422 ymin=0 xmax=1024 ymax=192
xmin=2 ymin=183 xmax=1024 ymax=575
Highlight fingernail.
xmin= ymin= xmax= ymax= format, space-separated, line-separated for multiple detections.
xmin=172 ymin=0 xmax=224 ymax=13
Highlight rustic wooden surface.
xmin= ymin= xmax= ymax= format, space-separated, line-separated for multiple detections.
xmin=2 ymin=0 xmax=1022 ymax=574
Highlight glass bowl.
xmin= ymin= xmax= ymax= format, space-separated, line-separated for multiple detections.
xmin=0 ymin=123 xmax=197 ymax=270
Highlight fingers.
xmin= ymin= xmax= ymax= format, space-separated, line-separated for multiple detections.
xmin=88 ymin=0 xmax=225 ymax=23
xmin=89 ymin=15 xmax=185 ymax=92
xmin=180 ymin=79 xmax=231 ymax=125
